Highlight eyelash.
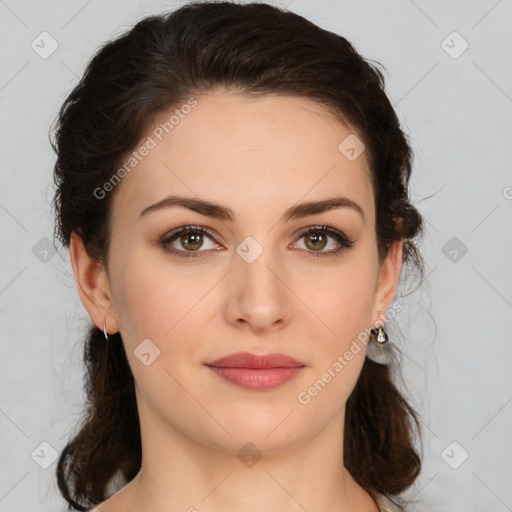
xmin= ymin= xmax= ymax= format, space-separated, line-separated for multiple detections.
xmin=159 ymin=224 xmax=354 ymax=259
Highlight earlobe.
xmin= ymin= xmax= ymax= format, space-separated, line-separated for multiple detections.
xmin=69 ymin=231 xmax=119 ymax=334
xmin=371 ymin=239 xmax=403 ymax=326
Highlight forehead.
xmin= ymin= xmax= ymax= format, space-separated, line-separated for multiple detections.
xmin=110 ymin=92 xmax=374 ymax=225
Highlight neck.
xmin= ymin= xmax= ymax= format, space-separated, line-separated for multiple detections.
xmin=106 ymin=399 xmax=379 ymax=512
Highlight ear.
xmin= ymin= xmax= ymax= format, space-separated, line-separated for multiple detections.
xmin=69 ymin=231 xmax=119 ymax=335
xmin=370 ymin=238 xmax=403 ymax=327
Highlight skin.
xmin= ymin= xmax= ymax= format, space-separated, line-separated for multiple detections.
xmin=70 ymin=91 xmax=402 ymax=512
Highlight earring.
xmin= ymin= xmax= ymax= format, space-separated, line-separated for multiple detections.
xmin=103 ymin=320 xmax=109 ymax=343
xmin=376 ymin=326 xmax=388 ymax=344
xmin=366 ymin=325 xmax=392 ymax=365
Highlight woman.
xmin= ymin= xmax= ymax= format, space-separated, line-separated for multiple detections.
xmin=51 ymin=2 xmax=425 ymax=511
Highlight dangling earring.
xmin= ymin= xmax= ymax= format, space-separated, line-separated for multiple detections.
xmin=103 ymin=320 xmax=109 ymax=343
xmin=366 ymin=325 xmax=392 ymax=365
xmin=376 ymin=326 xmax=388 ymax=344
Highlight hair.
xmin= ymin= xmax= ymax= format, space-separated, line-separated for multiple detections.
xmin=51 ymin=1 xmax=425 ymax=510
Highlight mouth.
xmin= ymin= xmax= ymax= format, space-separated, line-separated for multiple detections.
xmin=205 ymin=366 xmax=305 ymax=390
xmin=204 ymin=351 xmax=306 ymax=390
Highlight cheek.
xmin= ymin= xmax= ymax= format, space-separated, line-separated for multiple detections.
xmin=109 ymin=254 xmax=206 ymax=402
xmin=110 ymin=243 xmax=193 ymax=337
xmin=295 ymin=271 xmax=374 ymax=413
xmin=306 ymin=262 xmax=377 ymax=349
xmin=110 ymin=250 xmax=223 ymax=386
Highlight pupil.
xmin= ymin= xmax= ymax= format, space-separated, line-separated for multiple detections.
xmin=182 ymin=233 xmax=202 ymax=250
xmin=307 ymin=233 xmax=326 ymax=250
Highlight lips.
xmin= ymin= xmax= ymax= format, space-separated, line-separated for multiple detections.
xmin=205 ymin=352 xmax=305 ymax=390
xmin=206 ymin=351 xmax=305 ymax=369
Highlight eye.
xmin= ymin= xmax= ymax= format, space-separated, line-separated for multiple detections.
xmin=291 ymin=225 xmax=354 ymax=258
xmin=159 ymin=225 xmax=220 ymax=258
xmin=159 ymin=224 xmax=354 ymax=258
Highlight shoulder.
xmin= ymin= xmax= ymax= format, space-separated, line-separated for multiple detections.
xmin=371 ymin=491 xmax=405 ymax=512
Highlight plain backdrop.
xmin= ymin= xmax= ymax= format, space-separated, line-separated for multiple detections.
xmin=1 ymin=1 xmax=511 ymax=511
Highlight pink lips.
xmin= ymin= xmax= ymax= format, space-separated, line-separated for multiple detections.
xmin=205 ymin=351 xmax=306 ymax=390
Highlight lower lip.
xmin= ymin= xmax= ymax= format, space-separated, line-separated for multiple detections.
xmin=206 ymin=366 xmax=304 ymax=390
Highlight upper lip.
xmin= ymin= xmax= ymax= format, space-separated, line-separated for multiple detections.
xmin=205 ymin=351 xmax=305 ymax=369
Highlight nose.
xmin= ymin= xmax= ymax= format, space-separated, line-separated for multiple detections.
xmin=223 ymin=246 xmax=290 ymax=334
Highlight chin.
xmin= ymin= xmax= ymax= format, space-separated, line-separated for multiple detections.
xmin=198 ymin=417 xmax=310 ymax=457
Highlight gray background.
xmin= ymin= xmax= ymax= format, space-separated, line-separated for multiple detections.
xmin=1 ymin=0 xmax=511 ymax=511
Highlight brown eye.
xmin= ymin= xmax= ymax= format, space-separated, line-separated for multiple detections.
xmin=294 ymin=225 xmax=354 ymax=258
xmin=160 ymin=226 xmax=219 ymax=258
xmin=303 ymin=231 xmax=328 ymax=251
xmin=179 ymin=231 xmax=204 ymax=251
xmin=159 ymin=224 xmax=354 ymax=259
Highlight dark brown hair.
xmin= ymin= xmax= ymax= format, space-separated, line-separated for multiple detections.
xmin=51 ymin=2 xmax=425 ymax=510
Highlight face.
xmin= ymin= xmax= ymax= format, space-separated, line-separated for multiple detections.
xmin=73 ymin=91 xmax=402 ymax=456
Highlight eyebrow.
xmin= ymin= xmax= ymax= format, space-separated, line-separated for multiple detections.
xmin=138 ymin=194 xmax=365 ymax=222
